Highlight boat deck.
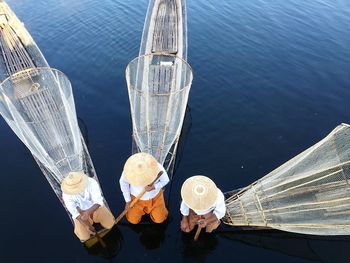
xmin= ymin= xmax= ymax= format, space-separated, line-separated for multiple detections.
xmin=0 ymin=2 xmax=47 ymax=81
xmin=151 ymin=0 xmax=178 ymax=54
xmin=148 ymin=63 xmax=175 ymax=94
xmin=131 ymin=0 xmax=190 ymax=169
xmin=0 ymin=20 xmax=36 ymax=75
xmin=140 ymin=0 xmax=186 ymax=59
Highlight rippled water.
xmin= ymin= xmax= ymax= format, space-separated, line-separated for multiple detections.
xmin=1 ymin=0 xmax=350 ymax=262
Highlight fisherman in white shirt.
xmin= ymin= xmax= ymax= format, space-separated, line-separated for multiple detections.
xmin=180 ymin=175 xmax=226 ymax=233
xmin=119 ymin=152 xmax=170 ymax=224
xmin=62 ymin=171 xmax=115 ymax=241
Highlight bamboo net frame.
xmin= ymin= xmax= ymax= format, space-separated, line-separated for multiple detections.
xmin=131 ymin=0 xmax=189 ymax=172
xmin=126 ymin=54 xmax=192 ymax=165
xmin=0 ymin=0 xmax=107 ymax=222
xmin=0 ymin=67 xmax=101 ymax=187
xmin=0 ymin=22 xmax=36 ymax=77
xmin=224 ymin=123 xmax=350 ymax=235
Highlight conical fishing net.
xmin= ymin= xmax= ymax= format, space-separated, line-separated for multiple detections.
xmin=224 ymin=123 xmax=350 ymax=235
xmin=0 ymin=67 xmax=101 ymax=211
xmin=126 ymin=54 xmax=192 ymax=165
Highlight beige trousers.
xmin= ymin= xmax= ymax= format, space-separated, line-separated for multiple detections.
xmin=73 ymin=206 xmax=115 ymax=241
xmin=188 ymin=209 xmax=221 ymax=233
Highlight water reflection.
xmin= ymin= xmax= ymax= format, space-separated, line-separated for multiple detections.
xmin=84 ymin=226 xmax=123 ymax=261
xmin=167 ymin=106 xmax=192 ymax=209
xmin=121 ymin=216 xmax=169 ymax=250
xmin=181 ymin=230 xmax=218 ymax=263
xmin=171 ymin=106 xmax=193 ymax=179
xmin=220 ymin=229 xmax=350 ymax=263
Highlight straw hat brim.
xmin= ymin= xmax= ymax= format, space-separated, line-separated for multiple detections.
xmin=123 ymin=152 xmax=159 ymax=187
xmin=61 ymin=171 xmax=88 ymax=195
xmin=181 ymin=175 xmax=218 ymax=211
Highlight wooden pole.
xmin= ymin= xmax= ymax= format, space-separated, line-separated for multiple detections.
xmin=194 ymin=226 xmax=202 ymax=241
xmin=114 ymin=189 xmax=147 ymax=224
xmin=115 ymin=171 xmax=164 ymax=225
xmin=77 ymin=207 xmax=107 ymax=248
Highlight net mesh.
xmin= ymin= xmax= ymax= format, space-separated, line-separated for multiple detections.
xmin=224 ymin=123 xmax=350 ymax=235
xmin=126 ymin=54 xmax=192 ymax=165
xmin=0 ymin=67 xmax=101 ymax=207
xmin=0 ymin=2 xmax=107 ymax=222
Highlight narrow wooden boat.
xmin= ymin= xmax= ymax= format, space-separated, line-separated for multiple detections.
xmin=127 ymin=0 xmax=192 ymax=174
xmin=139 ymin=0 xmax=187 ymax=59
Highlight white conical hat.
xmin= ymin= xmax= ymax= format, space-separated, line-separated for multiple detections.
xmin=181 ymin=175 xmax=218 ymax=211
xmin=61 ymin=171 xmax=88 ymax=195
xmin=123 ymin=152 xmax=159 ymax=186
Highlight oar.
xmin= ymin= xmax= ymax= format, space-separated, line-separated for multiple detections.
xmin=77 ymin=207 xmax=107 ymax=248
xmin=194 ymin=225 xmax=202 ymax=241
xmin=194 ymin=215 xmax=204 ymax=241
xmin=114 ymin=189 xmax=146 ymax=224
xmin=115 ymin=171 xmax=163 ymax=225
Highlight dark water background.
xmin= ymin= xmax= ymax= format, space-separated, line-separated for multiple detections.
xmin=1 ymin=0 xmax=350 ymax=262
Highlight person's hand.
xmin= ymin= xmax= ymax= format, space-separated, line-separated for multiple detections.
xmin=80 ymin=210 xmax=90 ymax=221
xmin=87 ymin=224 xmax=96 ymax=234
xmin=145 ymin=184 xmax=155 ymax=192
xmin=77 ymin=215 xmax=95 ymax=235
xmin=181 ymin=218 xmax=190 ymax=232
xmin=83 ymin=223 xmax=95 ymax=235
xmin=125 ymin=201 xmax=131 ymax=210
xmin=197 ymin=218 xmax=208 ymax=228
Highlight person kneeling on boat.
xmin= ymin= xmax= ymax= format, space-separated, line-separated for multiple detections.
xmin=61 ymin=171 xmax=115 ymax=242
xmin=180 ymin=175 xmax=226 ymax=233
xmin=119 ymin=152 xmax=169 ymax=224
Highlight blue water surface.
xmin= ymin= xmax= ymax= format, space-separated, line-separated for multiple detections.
xmin=0 ymin=0 xmax=350 ymax=262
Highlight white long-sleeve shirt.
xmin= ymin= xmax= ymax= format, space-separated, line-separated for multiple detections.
xmin=180 ymin=189 xmax=226 ymax=220
xmin=119 ymin=163 xmax=169 ymax=202
xmin=62 ymin=177 xmax=105 ymax=219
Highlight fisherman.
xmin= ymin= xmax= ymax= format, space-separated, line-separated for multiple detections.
xmin=61 ymin=171 xmax=115 ymax=241
xmin=119 ymin=152 xmax=170 ymax=224
xmin=180 ymin=175 xmax=226 ymax=233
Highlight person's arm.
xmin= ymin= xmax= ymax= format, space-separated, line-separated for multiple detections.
xmin=180 ymin=201 xmax=191 ymax=232
xmin=212 ymin=190 xmax=226 ymax=220
xmin=63 ymin=194 xmax=95 ymax=233
xmin=119 ymin=173 xmax=132 ymax=209
xmin=146 ymin=164 xmax=170 ymax=192
xmin=79 ymin=179 xmax=104 ymax=220
xmin=198 ymin=190 xmax=226 ymax=227
xmin=62 ymin=194 xmax=80 ymax=219
xmin=197 ymin=212 xmax=219 ymax=228
xmin=78 ymin=204 xmax=101 ymax=222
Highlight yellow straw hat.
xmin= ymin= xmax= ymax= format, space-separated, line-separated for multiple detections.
xmin=181 ymin=175 xmax=218 ymax=211
xmin=123 ymin=152 xmax=159 ymax=186
xmin=61 ymin=171 xmax=88 ymax=195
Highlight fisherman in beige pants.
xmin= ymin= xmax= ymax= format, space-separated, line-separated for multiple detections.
xmin=61 ymin=171 xmax=115 ymax=241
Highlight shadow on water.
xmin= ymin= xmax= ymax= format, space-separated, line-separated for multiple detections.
xmin=84 ymin=226 xmax=124 ymax=261
xmin=180 ymin=228 xmax=218 ymax=263
xmin=119 ymin=215 xmax=170 ymax=250
xmin=78 ymin=116 xmax=90 ymax=146
xmin=167 ymin=106 xmax=192 ymax=208
xmin=172 ymin=106 xmax=192 ymax=177
xmin=219 ymin=228 xmax=350 ymax=263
